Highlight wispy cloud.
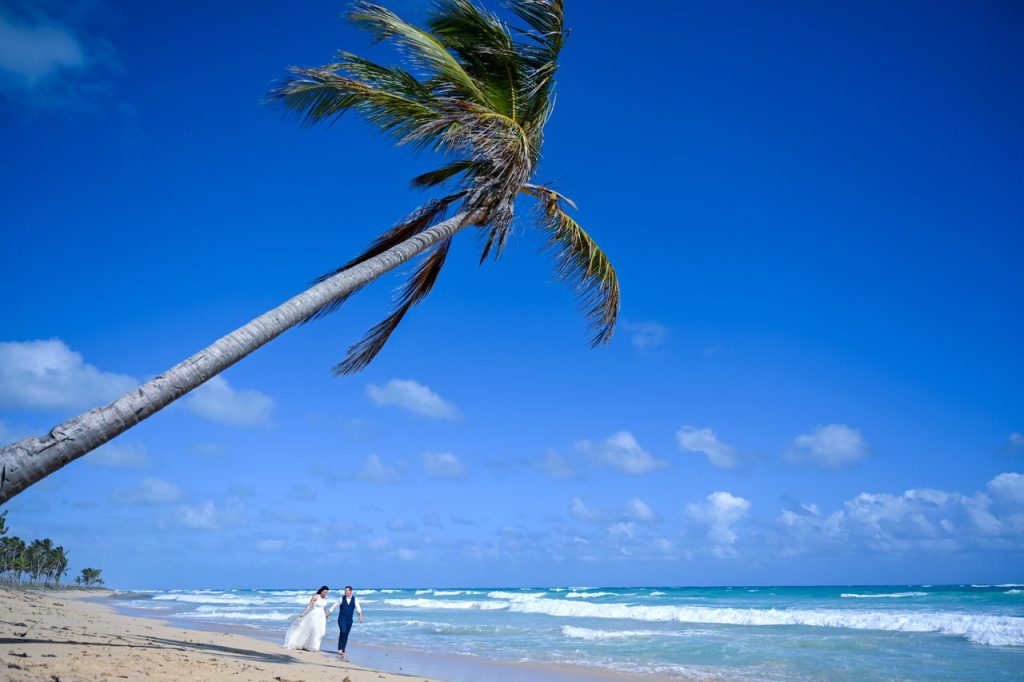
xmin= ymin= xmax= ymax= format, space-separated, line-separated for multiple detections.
xmin=787 ymin=424 xmax=868 ymax=469
xmin=87 ymin=440 xmax=152 ymax=470
xmin=576 ymin=431 xmax=669 ymax=475
xmin=0 ymin=338 xmax=135 ymax=410
xmin=0 ymin=2 xmax=123 ymax=113
xmin=570 ymin=496 xmax=604 ymax=522
xmin=534 ymin=449 xmax=576 ymax=479
xmin=625 ymin=497 xmax=657 ymax=522
xmin=999 ymin=432 xmax=1024 ymax=454
xmin=174 ymin=497 xmax=246 ymax=531
xmin=366 ymin=379 xmax=461 ymax=420
xmin=621 ymin=321 xmax=669 ymax=351
xmin=353 ymin=454 xmax=401 ymax=484
xmin=184 ymin=376 xmax=275 ymax=428
xmin=677 ymin=426 xmax=740 ymax=470
xmin=111 ymin=477 xmax=183 ymax=505
xmin=421 ymin=451 xmax=466 ymax=479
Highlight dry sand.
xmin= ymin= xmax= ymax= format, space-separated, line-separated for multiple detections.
xmin=0 ymin=588 xmax=438 ymax=681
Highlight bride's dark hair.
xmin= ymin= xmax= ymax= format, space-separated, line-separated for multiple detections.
xmin=317 ymin=585 xmax=329 ymax=594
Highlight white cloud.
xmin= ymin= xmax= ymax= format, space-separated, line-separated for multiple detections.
xmin=621 ymin=321 xmax=669 ymax=351
xmin=988 ymin=473 xmax=1024 ymax=505
xmin=0 ymin=12 xmax=82 ymax=84
xmin=535 ymin=449 xmax=575 ymax=479
xmin=112 ymin=477 xmax=183 ymax=505
xmin=0 ymin=4 xmax=123 ymax=112
xmin=188 ymin=442 xmax=224 ymax=459
xmin=570 ymin=497 xmax=603 ymax=522
xmin=777 ymin=473 xmax=1024 ymax=554
xmin=677 ymin=426 xmax=739 ymax=470
xmin=396 ymin=548 xmax=419 ymax=561
xmin=421 ymin=451 xmax=466 ymax=479
xmin=184 ymin=376 xmax=275 ymax=428
xmin=256 ymin=539 xmax=285 ymax=553
xmin=176 ymin=497 xmax=246 ymax=531
xmin=685 ymin=491 xmax=752 ymax=557
xmin=366 ymin=379 xmax=461 ymax=420
xmin=288 ymin=484 xmax=317 ymax=501
xmin=608 ymin=521 xmax=636 ymax=540
xmin=1000 ymin=432 xmax=1024 ymax=453
xmin=625 ymin=497 xmax=657 ymax=522
xmin=388 ymin=517 xmax=416 ymax=532
xmin=87 ymin=441 xmax=152 ymax=470
xmin=787 ymin=424 xmax=868 ymax=469
xmin=354 ymin=454 xmax=400 ymax=484
xmin=0 ymin=338 xmax=135 ymax=410
xmin=576 ymin=431 xmax=669 ymax=475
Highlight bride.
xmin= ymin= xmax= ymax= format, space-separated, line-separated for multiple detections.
xmin=284 ymin=586 xmax=329 ymax=651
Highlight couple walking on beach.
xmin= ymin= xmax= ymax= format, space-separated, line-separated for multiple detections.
xmin=284 ymin=585 xmax=363 ymax=657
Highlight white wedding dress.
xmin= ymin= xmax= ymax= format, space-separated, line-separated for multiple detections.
xmin=283 ymin=596 xmax=327 ymax=651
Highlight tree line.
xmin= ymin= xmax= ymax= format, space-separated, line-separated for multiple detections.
xmin=0 ymin=511 xmax=103 ymax=588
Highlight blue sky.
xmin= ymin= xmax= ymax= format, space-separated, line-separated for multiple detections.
xmin=2 ymin=0 xmax=1022 ymax=589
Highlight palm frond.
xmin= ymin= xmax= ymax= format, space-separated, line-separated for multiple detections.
xmin=534 ymin=189 xmax=620 ymax=346
xmin=270 ymin=67 xmax=443 ymax=144
xmin=410 ymin=159 xmax=487 ymax=189
xmin=333 ymin=236 xmax=453 ymax=375
xmin=348 ymin=1 xmax=490 ymax=107
xmin=427 ymin=0 xmax=524 ymax=120
xmin=303 ymin=193 xmax=463 ymax=322
xmin=508 ymin=0 xmax=566 ymax=161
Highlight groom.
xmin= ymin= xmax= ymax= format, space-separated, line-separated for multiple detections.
xmin=325 ymin=585 xmax=363 ymax=658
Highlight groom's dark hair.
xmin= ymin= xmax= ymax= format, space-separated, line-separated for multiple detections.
xmin=345 ymin=585 xmax=353 ymax=591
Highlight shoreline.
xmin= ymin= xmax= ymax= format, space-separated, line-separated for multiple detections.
xmin=2 ymin=588 xmax=694 ymax=682
xmin=0 ymin=588 xmax=438 ymax=681
xmin=107 ymin=593 xmax=681 ymax=682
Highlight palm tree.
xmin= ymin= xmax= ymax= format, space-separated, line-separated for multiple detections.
xmin=76 ymin=567 xmax=104 ymax=587
xmin=0 ymin=536 xmax=24 ymax=585
xmin=0 ymin=0 xmax=618 ymax=504
xmin=47 ymin=545 xmax=69 ymax=586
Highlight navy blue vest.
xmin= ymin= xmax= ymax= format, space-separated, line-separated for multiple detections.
xmin=338 ymin=595 xmax=357 ymax=621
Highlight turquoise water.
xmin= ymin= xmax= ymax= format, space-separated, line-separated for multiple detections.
xmin=114 ymin=584 xmax=1024 ymax=680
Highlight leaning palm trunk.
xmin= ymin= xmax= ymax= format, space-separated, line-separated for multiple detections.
xmin=0 ymin=212 xmax=472 ymax=504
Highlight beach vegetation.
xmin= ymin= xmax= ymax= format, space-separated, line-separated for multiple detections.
xmin=0 ymin=514 xmax=72 ymax=587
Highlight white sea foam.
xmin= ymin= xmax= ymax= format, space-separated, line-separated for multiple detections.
xmin=187 ymin=609 xmax=295 ymax=621
xmin=649 ymin=591 xmax=666 ymax=597
xmin=152 ymin=593 xmax=293 ymax=606
xmin=840 ymin=592 xmax=928 ymax=599
xmin=414 ymin=589 xmax=481 ymax=596
xmin=562 ymin=626 xmax=665 ymax=640
xmin=1006 ymin=590 xmax=1023 ymax=595
xmin=486 ymin=591 xmax=544 ymax=601
xmin=565 ymin=591 xmax=618 ymax=599
xmin=382 ymin=598 xmax=509 ymax=610
xmin=502 ymin=596 xmax=1024 ymax=646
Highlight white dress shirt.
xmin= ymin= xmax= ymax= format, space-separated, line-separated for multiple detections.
xmin=329 ymin=595 xmax=362 ymax=616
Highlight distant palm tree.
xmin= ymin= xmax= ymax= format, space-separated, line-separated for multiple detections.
xmin=76 ymin=567 xmax=104 ymax=587
xmin=0 ymin=0 xmax=618 ymax=503
xmin=48 ymin=545 xmax=69 ymax=586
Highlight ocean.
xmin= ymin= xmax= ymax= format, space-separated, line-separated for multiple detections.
xmin=112 ymin=584 xmax=1024 ymax=681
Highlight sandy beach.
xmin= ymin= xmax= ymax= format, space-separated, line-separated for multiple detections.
xmin=0 ymin=588 xmax=439 ymax=682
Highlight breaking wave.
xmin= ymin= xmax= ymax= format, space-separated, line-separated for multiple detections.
xmin=502 ymin=596 xmax=1024 ymax=646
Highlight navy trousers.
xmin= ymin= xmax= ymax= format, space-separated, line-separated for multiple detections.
xmin=338 ymin=617 xmax=354 ymax=652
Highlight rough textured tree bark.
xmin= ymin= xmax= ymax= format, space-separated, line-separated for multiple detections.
xmin=0 ymin=212 xmax=472 ymax=504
